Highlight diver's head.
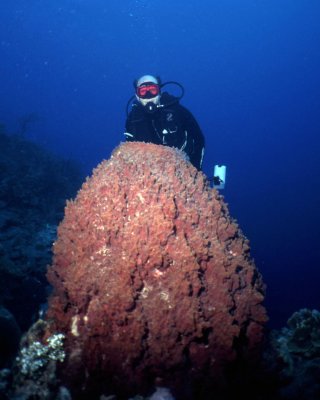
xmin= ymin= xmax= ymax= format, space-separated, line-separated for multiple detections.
xmin=134 ymin=74 xmax=161 ymax=108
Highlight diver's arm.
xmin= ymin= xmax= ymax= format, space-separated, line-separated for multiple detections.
xmin=124 ymin=115 xmax=136 ymax=141
xmin=192 ymin=140 xmax=205 ymax=171
xmin=180 ymin=106 xmax=205 ymax=170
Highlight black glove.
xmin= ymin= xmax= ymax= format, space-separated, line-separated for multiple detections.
xmin=213 ymin=176 xmax=223 ymax=186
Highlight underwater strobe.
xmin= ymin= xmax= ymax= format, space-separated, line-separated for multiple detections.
xmin=213 ymin=165 xmax=227 ymax=189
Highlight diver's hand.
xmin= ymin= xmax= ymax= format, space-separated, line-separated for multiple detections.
xmin=213 ymin=176 xmax=223 ymax=186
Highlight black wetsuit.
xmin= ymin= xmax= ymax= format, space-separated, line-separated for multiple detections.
xmin=124 ymin=92 xmax=205 ymax=170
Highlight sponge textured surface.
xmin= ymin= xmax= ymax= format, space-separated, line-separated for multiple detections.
xmin=46 ymin=142 xmax=267 ymax=396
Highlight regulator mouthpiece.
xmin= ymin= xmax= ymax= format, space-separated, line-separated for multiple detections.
xmin=145 ymin=102 xmax=158 ymax=113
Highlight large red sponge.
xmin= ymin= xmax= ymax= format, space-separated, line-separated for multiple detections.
xmin=45 ymin=142 xmax=268 ymax=398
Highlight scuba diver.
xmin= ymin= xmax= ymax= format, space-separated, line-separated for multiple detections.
xmin=124 ymin=74 xmax=205 ymax=171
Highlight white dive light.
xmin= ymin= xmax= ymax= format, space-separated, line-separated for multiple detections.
xmin=213 ymin=165 xmax=226 ymax=189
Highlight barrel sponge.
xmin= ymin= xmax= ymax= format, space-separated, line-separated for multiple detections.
xmin=45 ymin=142 xmax=268 ymax=397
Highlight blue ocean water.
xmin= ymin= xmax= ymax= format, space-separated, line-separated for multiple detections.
xmin=0 ymin=0 xmax=319 ymax=329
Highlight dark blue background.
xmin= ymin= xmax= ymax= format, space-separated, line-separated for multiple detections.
xmin=1 ymin=0 xmax=319 ymax=328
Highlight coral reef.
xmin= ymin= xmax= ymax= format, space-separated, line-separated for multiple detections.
xmin=0 ymin=127 xmax=82 ymax=221
xmin=45 ymin=142 xmax=267 ymax=399
xmin=266 ymin=308 xmax=320 ymax=399
xmin=15 ymin=332 xmax=65 ymax=377
xmin=2 ymin=319 xmax=70 ymax=400
xmin=0 ymin=126 xmax=83 ymax=331
xmin=0 ymin=125 xmax=83 ymax=398
xmin=0 ymin=306 xmax=21 ymax=368
xmin=148 ymin=387 xmax=175 ymax=400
